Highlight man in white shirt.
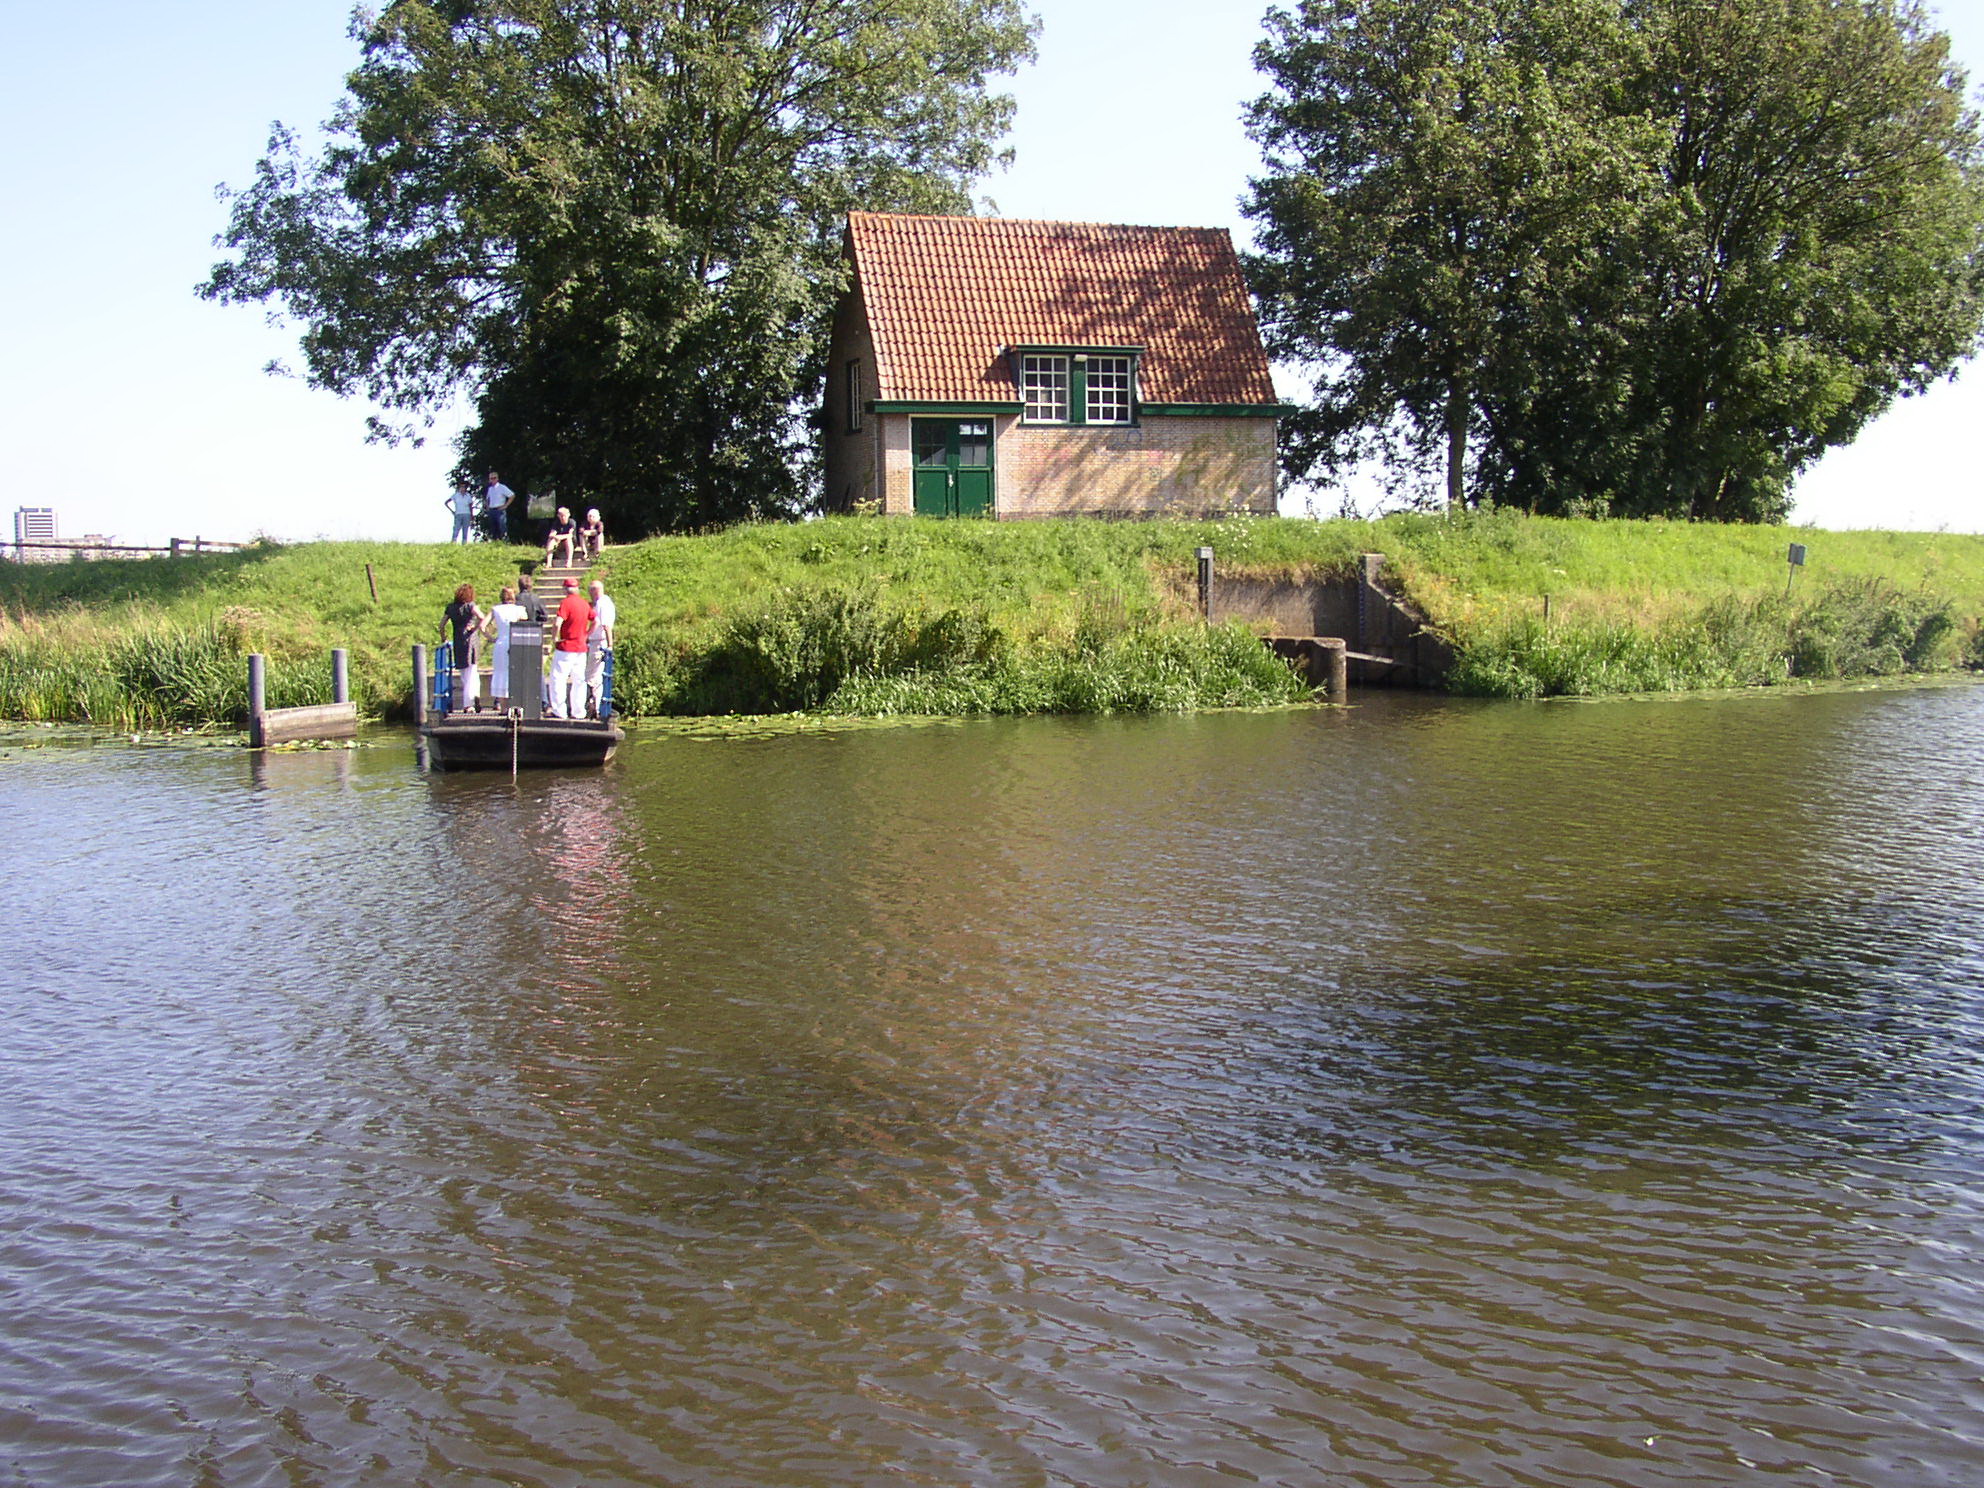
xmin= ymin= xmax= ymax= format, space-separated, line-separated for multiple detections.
xmin=586 ymin=579 xmax=617 ymax=719
xmin=484 ymin=472 xmax=515 ymax=541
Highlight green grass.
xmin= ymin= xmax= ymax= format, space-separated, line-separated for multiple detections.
xmin=4 ymin=512 xmax=1982 ymax=725
xmin=1369 ymin=507 xmax=1984 ymax=631
xmin=1445 ymin=579 xmax=1976 ymax=699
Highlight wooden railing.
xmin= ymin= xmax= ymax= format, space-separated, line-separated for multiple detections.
xmin=7 ymin=537 xmax=250 ymax=560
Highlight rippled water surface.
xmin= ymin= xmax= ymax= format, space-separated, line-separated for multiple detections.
xmin=7 ymin=687 xmax=1984 ymax=1487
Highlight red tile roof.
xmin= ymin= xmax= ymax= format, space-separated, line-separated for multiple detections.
xmin=846 ymin=212 xmax=1277 ymax=406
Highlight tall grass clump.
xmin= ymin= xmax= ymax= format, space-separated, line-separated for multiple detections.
xmin=825 ymin=621 xmax=1309 ymax=716
xmin=0 ymin=610 xmax=338 ymax=729
xmin=614 ymin=585 xmax=1311 ymax=717
xmin=1449 ymin=580 xmax=1973 ymax=699
xmin=657 ymin=586 xmax=1008 ymax=714
xmin=1785 ymin=579 xmax=1960 ymax=678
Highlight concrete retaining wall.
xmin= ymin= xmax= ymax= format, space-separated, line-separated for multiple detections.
xmin=1210 ymin=556 xmax=1453 ymax=686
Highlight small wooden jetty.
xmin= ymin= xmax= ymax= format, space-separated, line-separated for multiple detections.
xmin=247 ymin=651 xmax=360 ymax=747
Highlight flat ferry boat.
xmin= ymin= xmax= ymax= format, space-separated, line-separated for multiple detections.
xmin=418 ymin=711 xmax=624 ymax=771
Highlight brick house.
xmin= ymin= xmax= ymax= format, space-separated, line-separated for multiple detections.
xmin=822 ymin=212 xmax=1284 ymax=519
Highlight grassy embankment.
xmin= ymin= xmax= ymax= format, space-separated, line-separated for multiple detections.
xmin=1376 ymin=509 xmax=1984 ymax=697
xmin=2 ymin=511 xmax=1981 ymax=728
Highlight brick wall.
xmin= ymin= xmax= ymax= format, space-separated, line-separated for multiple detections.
xmin=821 ymin=291 xmax=883 ymax=513
xmin=825 ymin=316 xmax=1280 ymax=519
xmin=994 ymin=416 xmax=1276 ymax=518
xmin=880 ymin=416 xmax=914 ymax=514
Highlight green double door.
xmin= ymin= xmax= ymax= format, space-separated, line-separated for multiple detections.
xmin=912 ymin=418 xmax=994 ymax=517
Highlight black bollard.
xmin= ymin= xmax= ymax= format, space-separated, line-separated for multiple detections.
xmin=247 ymin=653 xmax=267 ymax=747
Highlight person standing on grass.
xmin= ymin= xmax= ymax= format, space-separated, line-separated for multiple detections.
xmin=486 ymin=585 xmax=528 ymax=709
xmin=483 ymin=472 xmax=515 ymax=541
xmin=585 ymin=578 xmax=616 ymax=718
xmin=441 ymin=582 xmax=488 ymax=711
xmin=446 ymin=481 xmax=476 ymax=543
xmin=548 ymin=577 xmax=593 ymax=720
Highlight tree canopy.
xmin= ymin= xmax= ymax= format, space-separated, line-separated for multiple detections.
xmin=1245 ymin=0 xmax=1984 ymax=521
xmin=202 ymin=0 xmax=1036 ymax=534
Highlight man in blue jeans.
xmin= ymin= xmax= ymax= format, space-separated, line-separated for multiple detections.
xmin=445 ymin=481 xmax=476 ymax=543
xmin=484 ymin=472 xmax=514 ymax=540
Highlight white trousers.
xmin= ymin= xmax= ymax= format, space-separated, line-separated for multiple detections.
xmin=548 ymin=649 xmax=586 ymax=719
xmin=586 ymin=641 xmax=606 ymax=715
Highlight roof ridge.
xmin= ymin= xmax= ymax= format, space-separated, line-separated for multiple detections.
xmin=848 ymin=210 xmax=1232 ymax=238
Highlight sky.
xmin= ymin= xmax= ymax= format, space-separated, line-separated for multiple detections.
xmin=3 ymin=0 xmax=1981 ymax=547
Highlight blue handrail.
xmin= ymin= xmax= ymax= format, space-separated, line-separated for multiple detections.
xmin=433 ymin=641 xmax=455 ymax=716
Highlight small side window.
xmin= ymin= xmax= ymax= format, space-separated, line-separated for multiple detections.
xmin=845 ymin=359 xmax=863 ymax=434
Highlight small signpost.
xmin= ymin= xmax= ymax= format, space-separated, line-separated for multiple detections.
xmin=1786 ymin=542 xmax=1807 ymax=596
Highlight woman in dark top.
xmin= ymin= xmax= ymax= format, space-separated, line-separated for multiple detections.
xmin=440 ymin=582 xmax=489 ymax=711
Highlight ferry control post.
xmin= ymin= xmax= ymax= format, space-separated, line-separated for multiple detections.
xmin=506 ymin=621 xmax=545 ymax=720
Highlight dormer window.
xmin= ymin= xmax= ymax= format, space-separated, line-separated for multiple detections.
xmin=1014 ymin=348 xmax=1139 ymax=425
xmin=1021 ymin=355 xmax=1068 ymax=422
xmin=1084 ymin=356 xmax=1133 ymax=423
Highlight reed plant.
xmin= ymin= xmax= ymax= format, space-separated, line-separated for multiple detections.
xmin=1447 ymin=580 xmax=1972 ymax=699
xmin=0 ymin=608 xmax=361 ymax=729
xmin=608 ymin=585 xmax=1308 ymax=717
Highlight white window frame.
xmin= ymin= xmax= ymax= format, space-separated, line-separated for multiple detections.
xmin=1021 ymin=355 xmax=1069 ymax=423
xmin=1083 ymin=355 xmax=1133 ymax=425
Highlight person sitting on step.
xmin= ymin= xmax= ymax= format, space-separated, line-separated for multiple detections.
xmin=543 ymin=506 xmax=577 ymax=567
xmin=578 ymin=507 xmax=606 ymax=564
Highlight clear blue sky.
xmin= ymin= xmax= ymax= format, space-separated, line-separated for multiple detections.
xmin=2 ymin=0 xmax=1980 ymax=546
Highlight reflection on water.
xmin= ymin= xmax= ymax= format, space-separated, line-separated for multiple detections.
xmin=6 ymin=686 xmax=1984 ymax=1486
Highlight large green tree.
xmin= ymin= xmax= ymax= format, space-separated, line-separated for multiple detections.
xmin=202 ymin=0 xmax=1035 ymax=534
xmin=1246 ymin=0 xmax=1984 ymax=520
xmin=1245 ymin=0 xmax=1656 ymax=511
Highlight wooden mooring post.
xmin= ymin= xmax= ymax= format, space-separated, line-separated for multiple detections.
xmin=412 ymin=644 xmax=430 ymax=727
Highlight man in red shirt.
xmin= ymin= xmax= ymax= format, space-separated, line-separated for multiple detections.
xmin=548 ymin=577 xmax=593 ymax=719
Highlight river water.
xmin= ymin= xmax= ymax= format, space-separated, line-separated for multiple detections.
xmin=5 ymin=686 xmax=1984 ymax=1488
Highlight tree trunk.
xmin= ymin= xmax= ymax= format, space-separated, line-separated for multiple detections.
xmin=1446 ymin=376 xmax=1469 ymax=510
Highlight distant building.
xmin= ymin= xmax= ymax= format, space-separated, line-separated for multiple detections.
xmin=13 ymin=507 xmax=56 ymax=561
xmin=822 ymin=212 xmax=1286 ymax=519
xmin=10 ymin=508 xmax=109 ymax=563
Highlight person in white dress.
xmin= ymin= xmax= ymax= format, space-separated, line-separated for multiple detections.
xmin=485 ymin=586 xmax=528 ymax=708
